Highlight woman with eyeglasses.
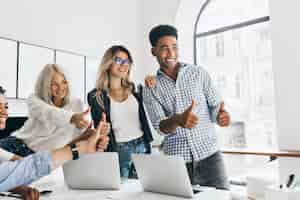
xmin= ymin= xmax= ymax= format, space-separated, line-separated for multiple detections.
xmin=87 ymin=45 xmax=154 ymax=179
xmin=0 ymin=64 xmax=109 ymax=158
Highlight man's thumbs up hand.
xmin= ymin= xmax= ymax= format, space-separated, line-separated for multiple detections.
xmin=219 ymin=102 xmax=225 ymax=112
xmin=177 ymin=100 xmax=198 ymax=129
xmin=186 ymin=99 xmax=196 ymax=113
xmin=217 ymin=102 xmax=230 ymax=127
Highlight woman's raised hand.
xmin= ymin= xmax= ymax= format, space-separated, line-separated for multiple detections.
xmin=70 ymin=107 xmax=91 ymax=129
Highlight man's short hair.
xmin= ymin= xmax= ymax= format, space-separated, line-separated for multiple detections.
xmin=149 ymin=25 xmax=178 ymax=47
xmin=0 ymin=86 xmax=6 ymax=95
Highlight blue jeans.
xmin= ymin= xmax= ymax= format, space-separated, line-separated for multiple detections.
xmin=0 ymin=136 xmax=35 ymax=157
xmin=116 ymin=137 xmax=146 ymax=179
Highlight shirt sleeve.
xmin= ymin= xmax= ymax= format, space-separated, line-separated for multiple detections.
xmin=0 ymin=148 xmax=14 ymax=162
xmin=142 ymin=86 xmax=170 ymax=135
xmin=199 ymin=67 xmax=222 ymax=122
xmin=0 ymin=151 xmax=52 ymax=192
xmin=27 ymin=94 xmax=74 ymax=129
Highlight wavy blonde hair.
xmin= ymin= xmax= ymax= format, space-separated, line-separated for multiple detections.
xmin=34 ymin=64 xmax=70 ymax=106
xmin=95 ymin=45 xmax=134 ymax=108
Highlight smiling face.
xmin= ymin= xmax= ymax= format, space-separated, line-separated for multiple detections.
xmin=152 ymin=35 xmax=179 ymax=71
xmin=0 ymin=95 xmax=8 ymax=130
xmin=109 ymin=51 xmax=131 ymax=79
xmin=50 ymin=72 xmax=68 ymax=105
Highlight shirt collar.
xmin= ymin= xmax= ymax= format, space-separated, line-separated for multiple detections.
xmin=156 ymin=62 xmax=188 ymax=79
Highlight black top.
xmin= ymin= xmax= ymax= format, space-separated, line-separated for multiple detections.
xmin=0 ymin=117 xmax=28 ymax=139
xmin=87 ymin=85 xmax=153 ymax=153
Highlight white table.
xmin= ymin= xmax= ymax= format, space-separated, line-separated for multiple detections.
xmin=5 ymin=168 xmax=231 ymax=200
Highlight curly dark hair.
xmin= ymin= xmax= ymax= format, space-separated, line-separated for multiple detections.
xmin=149 ymin=24 xmax=178 ymax=47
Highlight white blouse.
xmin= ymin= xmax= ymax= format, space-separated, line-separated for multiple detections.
xmin=110 ymin=94 xmax=143 ymax=143
xmin=13 ymin=94 xmax=85 ymax=152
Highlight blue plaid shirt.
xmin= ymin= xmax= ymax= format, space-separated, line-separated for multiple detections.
xmin=143 ymin=63 xmax=222 ymax=162
xmin=0 ymin=152 xmax=52 ymax=191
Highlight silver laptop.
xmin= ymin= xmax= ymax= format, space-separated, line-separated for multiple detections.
xmin=63 ymin=152 xmax=121 ymax=190
xmin=132 ymin=154 xmax=208 ymax=198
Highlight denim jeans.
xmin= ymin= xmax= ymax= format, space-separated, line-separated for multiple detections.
xmin=116 ymin=137 xmax=146 ymax=179
xmin=0 ymin=136 xmax=35 ymax=157
xmin=186 ymin=151 xmax=230 ymax=190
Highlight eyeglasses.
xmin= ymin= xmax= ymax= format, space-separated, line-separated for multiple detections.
xmin=113 ymin=57 xmax=131 ymax=66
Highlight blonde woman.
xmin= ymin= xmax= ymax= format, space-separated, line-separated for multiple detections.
xmin=0 ymin=64 xmax=98 ymax=156
xmin=88 ymin=45 xmax=153 ymax=179
xmin=0 ymin=85 xmax=109 ymax=196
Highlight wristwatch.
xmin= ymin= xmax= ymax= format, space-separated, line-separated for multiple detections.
xmin=70 ymin=143 xmax=79 ymax=160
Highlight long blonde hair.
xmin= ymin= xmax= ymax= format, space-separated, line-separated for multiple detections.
xmin=95 ymin=45 xmax=134 ymax=108
xmin=34 ymin=64 xmax=70 ymax=106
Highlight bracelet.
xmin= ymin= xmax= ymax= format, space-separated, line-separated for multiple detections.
xmin=70 ymin=143 xmax=79 ymax=160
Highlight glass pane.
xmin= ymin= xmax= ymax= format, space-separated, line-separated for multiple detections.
xmin=18 ymin=44 xmax=54 ymax=99
xmin=0 ymin=39 xmax=17 ymax=98
xmin=197 ymin=0 xmax=269 ymax=33
xmin=197 ymin=21 xmax=276 ymax=149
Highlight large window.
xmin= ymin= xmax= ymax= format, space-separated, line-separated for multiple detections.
xmin=194 ymin=0 xmax=275 ymax=149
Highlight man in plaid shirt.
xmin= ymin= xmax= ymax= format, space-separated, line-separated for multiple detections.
xmin=143 ymin=25 xmax=231 ymax=190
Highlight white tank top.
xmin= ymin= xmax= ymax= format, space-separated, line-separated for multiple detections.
xmin=110 ymin=94 xmax=143 ymax=142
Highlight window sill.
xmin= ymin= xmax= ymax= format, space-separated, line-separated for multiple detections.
xmin=221 ymin=148 xmax=300 ymax=158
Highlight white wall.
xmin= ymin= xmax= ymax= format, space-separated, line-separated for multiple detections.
xmin=0 ymin=0 xmax=141 ymax=59
xmin=0 ymin=0 xmax=142 ymax=88
xmin=137 ymin=0 xmax=203 ymax=80
xmin=269 ymin=1 xmax=300 ymax=151
xmin=269 ymin=0 xmax=300 ymax=181
xmin=137 ymin=0 xmax=181 ymax=84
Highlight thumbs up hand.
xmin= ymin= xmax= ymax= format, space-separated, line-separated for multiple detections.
xmin=84 ymin=119 xmax=109 ymax=153
xmin=70 ymin=107 xmax=91 ymax=129
xmin=217 ymin=102 xmax=230 ymax=127
xmin=96 ymin=112 xmax=110 ymax=151
xmin=98 ymin=112 xmax=110 ymax=136
xmin=177 ymin=100 xmax=199 ymax=129
xmin=69 ymin=112 xmax=109 ymax=152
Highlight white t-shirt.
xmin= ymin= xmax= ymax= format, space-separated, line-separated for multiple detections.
xmin=110 ymin=94 xmax=143 ymax=143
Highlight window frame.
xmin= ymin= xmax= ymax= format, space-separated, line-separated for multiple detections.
xmin=193 ymin=0 xmax=270 ymax=65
